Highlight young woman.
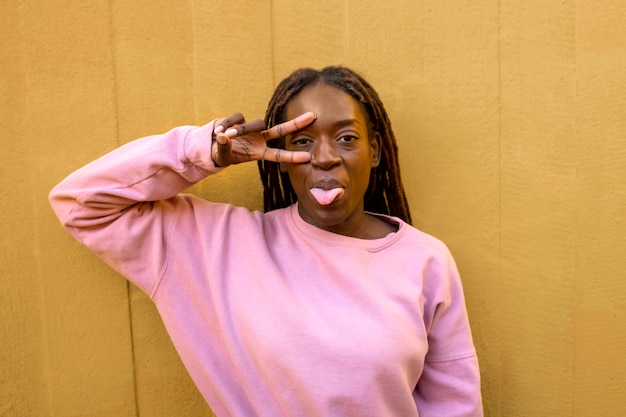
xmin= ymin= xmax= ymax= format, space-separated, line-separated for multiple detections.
xmin=50 ymin=66 xmax=483 ymax=416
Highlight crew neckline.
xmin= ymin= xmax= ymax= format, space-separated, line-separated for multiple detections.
xmin=288 ymin=203 xmax=405 ymax=252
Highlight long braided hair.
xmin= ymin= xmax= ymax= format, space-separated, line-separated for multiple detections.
xmin=258 ymin=66 xmax=412 ymax=225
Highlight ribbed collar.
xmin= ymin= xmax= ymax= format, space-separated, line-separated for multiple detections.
xmin=288 ymin=203 xmax=405 ymax=252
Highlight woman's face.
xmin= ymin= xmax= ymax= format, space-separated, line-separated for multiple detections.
xmin=282 ymin=82 xmax=380 ymax=236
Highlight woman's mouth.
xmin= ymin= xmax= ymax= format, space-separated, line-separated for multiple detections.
xmin=309 ymin=187 xmax=345 ymax=205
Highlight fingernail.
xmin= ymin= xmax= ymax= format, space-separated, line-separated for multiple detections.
xmin=216 ymin=133 xmax=228 ymax=145
xmin=214 ymin=125 xmax=224 ymax=134
xmin=224 ymin=128 xmax=238 ymax=137
xmin=299 ymin=112 xmax=316 ymax=121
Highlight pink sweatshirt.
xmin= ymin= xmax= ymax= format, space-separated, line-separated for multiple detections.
xmin=49 ymin=121 xmax=483 ymax=417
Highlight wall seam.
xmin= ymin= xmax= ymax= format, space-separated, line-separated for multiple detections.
xmin=107 ymin=0 xmax=140 ymax=415
xmin=566 ymin=3 xmax=579 ymax=412
xmin=190 ymin=0 xmax=199 ymax=124
xmin=16 ymin=0 xmax=55 ymax=412
xmin=343 ymin=0 xmax=350 ymax=60
xmin=495 ymin=0 xmax=504 ymax=412
xmin=269 ymin=0 xmax=277 ymax=87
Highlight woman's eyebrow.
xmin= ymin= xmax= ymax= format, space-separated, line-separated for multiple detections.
xmin=288 ymin=118 xmax=361 ymax=136
xmin=332 ymin=118 xmax=361 ymax=129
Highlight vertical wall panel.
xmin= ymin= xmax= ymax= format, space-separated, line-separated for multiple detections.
xmin=107 ymin=1 xmax=212 ymax=415
xmin=573 ymin=1 xmax=626 ymax=414
xmin=28 ymin=0 xmax=139 ymax=411
xmin=271 ymin=0 xmax=347 ymax=78
xmin=111 ymin=0 xmax=196 ymax=139
xmin=344 ymin=1 xmax=502 ymax=412
xmin=188 ymin=0 xmax=275 ymax=212
xmin=2 ymin=0 xmax=138 ymax=416
xmin=498 ymin=1 xmax=577 ymax=415
xmin=0 ymin=2 xmax=48 ymax=415
xmin=408 ymin=2 xmax=502 ymax=414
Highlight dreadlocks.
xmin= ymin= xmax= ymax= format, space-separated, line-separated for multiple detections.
xmin=258 ymin=66 xmax=412 ymax=225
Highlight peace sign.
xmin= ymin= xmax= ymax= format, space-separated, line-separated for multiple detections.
xmin=212 ymin=112 xmax=316 ymax=167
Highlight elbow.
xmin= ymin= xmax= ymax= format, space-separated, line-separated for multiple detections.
xmin=48 ymin=184 xmax=76 ymax=227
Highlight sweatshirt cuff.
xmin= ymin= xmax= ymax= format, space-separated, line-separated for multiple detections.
xmin=182 ymin=119 xmax=224 ymax=172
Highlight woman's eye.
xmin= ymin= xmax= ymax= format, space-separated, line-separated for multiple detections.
xmin=291 ymin=137 xmax=311 ymax=146
xmin=338 ymin=135 xmax=358 ymax=143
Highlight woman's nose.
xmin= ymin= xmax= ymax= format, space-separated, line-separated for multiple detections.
xmin=310 ymin=141 xmax=341 ymax=169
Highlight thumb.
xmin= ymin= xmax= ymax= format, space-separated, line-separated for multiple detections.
xmin=214 ymin=132 xmax=232 ymax=167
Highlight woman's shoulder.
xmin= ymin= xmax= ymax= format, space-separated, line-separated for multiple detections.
xmin=382 ymin=215 xmax=454 ymax=259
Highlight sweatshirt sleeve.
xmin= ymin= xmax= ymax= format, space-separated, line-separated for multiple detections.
xmin=49 ymin=120 xmax=220 ymax=295
xmin=414 ymin=247 xmax=484 ymax=417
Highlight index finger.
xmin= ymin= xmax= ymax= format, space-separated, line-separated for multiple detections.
xmin=214 ymin=113 xmax=246 ymax=134
xmin=262 ymin=147 xmax=312 ymax=164
xmin=262 ymin=112 xmax=316 ymax=140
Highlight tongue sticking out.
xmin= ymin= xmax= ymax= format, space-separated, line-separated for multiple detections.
xmin=310 ymin=187 xmax=344 ymax=206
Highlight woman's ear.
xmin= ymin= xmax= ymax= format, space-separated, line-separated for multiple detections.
xmin=279 ymin=162 xmax=288 ymax=172
xmin=370 ymin=132 xmax=382 ymax=168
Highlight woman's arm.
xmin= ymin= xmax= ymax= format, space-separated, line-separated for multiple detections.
xmin=49 ymin=122 xmax=218 ymax=232
xmin=414 ymin=251 xmax=484 ymax=417
xmin=49 ymin=121 xmax=221 ymax=294
xmin=49 ymin=113 xmax=316 ymax=294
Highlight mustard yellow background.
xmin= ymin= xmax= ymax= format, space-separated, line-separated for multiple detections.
xmin=2 ymin=0 xmax=625 ymax=416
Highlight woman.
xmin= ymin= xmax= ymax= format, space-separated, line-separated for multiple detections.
xmin=50 ymin=66 xmax=483 ymax=416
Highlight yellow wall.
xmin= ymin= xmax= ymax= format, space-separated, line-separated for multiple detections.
xmin=2 ymin=1 xmax=625 ymax=416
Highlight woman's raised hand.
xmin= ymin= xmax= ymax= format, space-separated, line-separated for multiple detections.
xmin=212 ymin=112 xmax=316 ymax=167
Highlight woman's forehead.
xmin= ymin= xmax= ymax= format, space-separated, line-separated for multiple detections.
xmin=285 ymin=83 xmax=368 ymax=126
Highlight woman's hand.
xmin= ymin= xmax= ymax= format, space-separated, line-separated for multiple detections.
xmin=212 ymin=112 xmax=316 ymax=167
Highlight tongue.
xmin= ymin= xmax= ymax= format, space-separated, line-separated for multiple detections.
xmin=310 ymin=187 xmax=344 ymax=205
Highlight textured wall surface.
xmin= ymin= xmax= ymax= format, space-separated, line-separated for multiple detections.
xmin=2 ymin=1 xmax=625 ymax=416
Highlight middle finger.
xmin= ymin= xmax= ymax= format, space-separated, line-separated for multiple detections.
xmin=262 ymin=112 xmax=316 ymax=140
xmin=224 ymin=119 xmax=266 ymax=137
